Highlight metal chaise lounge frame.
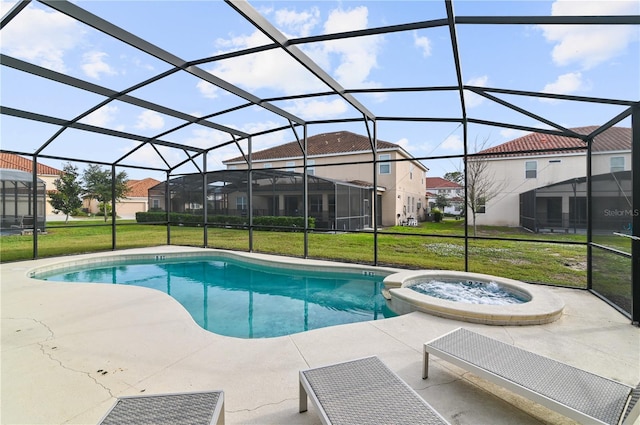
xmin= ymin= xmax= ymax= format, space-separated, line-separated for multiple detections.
xmin=98 ymin=390 xmax=224 ymax=425
xmin=423 ymin=327 xmax=640 ymax=425
xmin=299 ymin=355 xmax=450 ymax=425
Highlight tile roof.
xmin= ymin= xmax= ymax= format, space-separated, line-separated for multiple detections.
xmin=127 ymin=178 xmax=161 ymax=197
xmin=224 ymin=131 xmax=400 ymax=163
xmin=478 ymin=126 xmax=631 ymax=158
xmin=0 ymin=153 xmax=62 ymax=175
xmin=425 ymin=177 xmax=462 ymax=189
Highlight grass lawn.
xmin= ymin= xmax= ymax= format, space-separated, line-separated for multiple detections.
xmin=0 ymin=218 xmax=612 ymax=289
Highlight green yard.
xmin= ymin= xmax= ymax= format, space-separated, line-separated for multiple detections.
xmin=0 ymin=218 xmax=598 ymax=288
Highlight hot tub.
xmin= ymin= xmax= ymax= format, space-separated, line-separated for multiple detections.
xmin=383 ymin=270 xmax=564 ymax=325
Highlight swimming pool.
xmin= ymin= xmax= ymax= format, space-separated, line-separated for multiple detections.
xmin=35 ymin=255 xmax=396 ymax=338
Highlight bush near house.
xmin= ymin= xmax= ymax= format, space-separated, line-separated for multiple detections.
xmin=135 ymin=212 xmax=314 ymax=229
xmin=432 ymin=208 xmax=443 ymax=223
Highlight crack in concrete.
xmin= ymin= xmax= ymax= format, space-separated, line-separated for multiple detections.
xmin=227 ymin=396 xmax=296 ymax=414
xmin=22 ymin=317 xmax=117 ymax=399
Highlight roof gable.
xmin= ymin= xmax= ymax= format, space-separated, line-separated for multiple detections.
xmin=224 ymin=131 xmax=401 ymax=163
xmin=0 ymin=153 xmax=62 ymax=175
xmin=425 ymin=177 xmax=462 ymax=189
xmin=478 ymin=126 xmax=631 ymax=158
xmin=127 ymin=178 xmax=161 ymax=197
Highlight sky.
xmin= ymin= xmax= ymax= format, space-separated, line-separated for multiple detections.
xmin=0 ymin=0 xmax=638 ymax=181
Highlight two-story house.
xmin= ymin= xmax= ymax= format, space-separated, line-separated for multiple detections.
xmin=470 ymin=126 xmax=631 ymax=230
xmin=223 ymin=131 xmax=428 ymax=228
xmin=425 ymin=177 xmax=464 ymax=217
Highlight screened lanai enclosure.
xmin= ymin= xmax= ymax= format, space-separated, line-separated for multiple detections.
xmin=1 ymin=0 xmax=638 ymax=324
xmin=0 ymin=169 xmax=46 ymax=234
xmin=148 ymin=170 xmax=374 ymax=231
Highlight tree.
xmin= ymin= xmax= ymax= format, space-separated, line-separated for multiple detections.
xmin=464 ymin=137 xmax=507 ymax=236
xmin=82 ymin=164 xmax=130 ymax=221
xmin=435 ymin=193 xmax=450 ymax=210
xmin=443 ymin=171 xmax=463 ymax=185
xmin=49 ymin=163 xmax=83 ymax=223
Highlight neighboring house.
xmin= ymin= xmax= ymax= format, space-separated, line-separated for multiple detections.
xmin=471 ymin=126 xmax=631 ymax=229
xmin=425 ymin=177 xmax=464 ymax=216
xmin=223 ymin=131 xmax=428 ymax=227
xmin=84 ymin=177 xmax=161 ymax=218
xmin=0 ymin=153 xmax=61 ymax=217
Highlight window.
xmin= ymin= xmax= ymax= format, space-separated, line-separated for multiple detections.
xmin=286 ymin=161 xmax=295 ymax=172
xmin=409 ymin=164 xmax=414 ymax=180
xmin=477 ymin=196 xmax=486 ymax=214
xmin=611 ymin=156 xmax=625 ymax=172
xmin=152 ymin=199 xmax=159 ymax=209
xmin=236 ymin=196 xmax=247 ymax=211
xmin=379 ymin=154 xmax=391 ymax=174
xmin=307 ymin=159 xmax=315 ymax=176
xmin=263 ymin=163 xmax=272 ymax=169
xmin=525 ymin=161 xmax=537 ymax=178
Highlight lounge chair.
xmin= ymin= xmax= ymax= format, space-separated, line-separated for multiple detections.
xmin=10 ymin=215 xmax=33 ymax=229
xmin=99 ymin=390 xmax=224 ymax=425
xmin=423 ymin=327 xmax=640 ymax=425
xmin=299 ymin=355 xmax=450 ymax=425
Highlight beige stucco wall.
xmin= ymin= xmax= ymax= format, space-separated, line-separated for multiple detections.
xmin=473 ymin=151 xmax=631 ymax=227
xmin=81 ymin=197 xmax=149 ymax=218
xmin=40 ymin=174 xmax=59 ymax=216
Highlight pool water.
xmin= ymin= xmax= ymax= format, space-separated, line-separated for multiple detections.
xmin=38 ymin=257 xmax=395 ymax=338
xmin=409 ymin=279 xmax=529 ymax=305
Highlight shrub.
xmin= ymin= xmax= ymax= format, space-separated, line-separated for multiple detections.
xmin=432 ymin=208 xmax=443 ymax=223
xmin=135 ymin=212 xmax=315 ymax=229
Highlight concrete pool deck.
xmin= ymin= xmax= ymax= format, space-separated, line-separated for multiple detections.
xmin=1 ymin=246 xmax=639 ymax=425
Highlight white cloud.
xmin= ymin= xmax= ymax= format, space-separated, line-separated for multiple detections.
xmin=0 ymin=1 xmax=85 ymax=72
xmin=540 ymin=72 xmax=589 ymax=101
xmin=124 ymin=144 xmax=188 ymax=170
xmin=196 ymin=80 xmax=220 ymax=99
xmin=79 ymin=105 xmax=119 ymax=128
xmin=275 ymin=7 xmax=320 ymax=37
xmin=135 ymin=110 xmax=165 ymax=130
xmin=464 ymin=75 xmax=489 ymax=108
xmin=321 ymin=7 xmax=382 ymax=88
xmin=539 ymin=0 xmax=639 ymax=69
xmin=82 ymin=51 xmax=117 ymax=80
xmin=442 ymin=134 xmax=464 ymax=151
xmin=395 ymin=137 xmax=411 ymax=149
xmin=284 ymin=98 xmax=349 ymax=120
xmin=202 ymin=5 xmax=383 ymax=115
xmin=499 ymin=128 xmax=527 ymax=140
xmin=413 ymin=32 xmax=432 ymax=57
xmin=206 ymin=46 xmax=324 ymax=95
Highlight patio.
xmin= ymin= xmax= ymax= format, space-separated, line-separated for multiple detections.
xmin=1 ymin=246 xmax=638 ymax=424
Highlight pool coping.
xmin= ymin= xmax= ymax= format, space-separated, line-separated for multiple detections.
xmin=26 ymin=248 xmax=403 ymax=280
xmin=383 ymin=270 xmax=565 ymax=325
xmin=25 ymin=249 xmax=565 ymax=327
